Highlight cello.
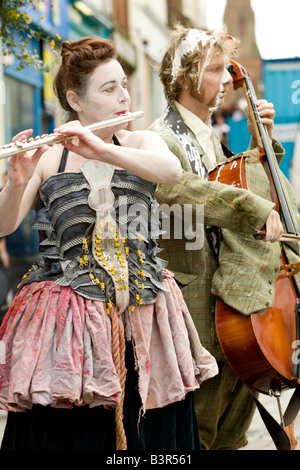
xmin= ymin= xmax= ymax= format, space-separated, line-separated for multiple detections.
xmin=209 ymin=60 xmax=300 ymax=448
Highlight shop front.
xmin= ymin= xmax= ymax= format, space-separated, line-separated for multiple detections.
xmin=2 ymin=0 xmax=69 ymax=143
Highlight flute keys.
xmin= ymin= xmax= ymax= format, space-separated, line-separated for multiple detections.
xmin=0 ymin=112 xmax=144 ymax=159
xmin=15 ymin=140 xmax=25 ymax=148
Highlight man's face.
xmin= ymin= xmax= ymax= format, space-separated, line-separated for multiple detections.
xmin=190 ymin=52 xmax=232 ymax=110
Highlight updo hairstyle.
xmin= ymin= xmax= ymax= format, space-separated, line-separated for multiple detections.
xmin=54 ymin=37 xmax=117 ymax=121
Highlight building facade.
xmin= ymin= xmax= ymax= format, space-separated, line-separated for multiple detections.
xmin=2 ymin=1 xmax=69 ymax=144
xmin=0 ymin=0 xmax=207 ymax=171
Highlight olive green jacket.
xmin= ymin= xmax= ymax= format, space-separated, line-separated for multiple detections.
xmin=149 ymin=110 xmax=300 ymax=360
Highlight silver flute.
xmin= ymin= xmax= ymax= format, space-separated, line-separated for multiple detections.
xmin=0 ymin=110 xmax=144 ymax=160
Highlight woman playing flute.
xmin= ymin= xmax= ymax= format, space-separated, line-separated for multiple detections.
xmin=0 ymin=36 xmax=217 ymax=451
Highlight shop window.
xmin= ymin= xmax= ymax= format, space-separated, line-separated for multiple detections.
xmin=4 ymin=76 xmax=35 ymax=143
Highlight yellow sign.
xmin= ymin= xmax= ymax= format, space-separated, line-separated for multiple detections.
xmin=43 ymin=47 xmax=56 ymax=102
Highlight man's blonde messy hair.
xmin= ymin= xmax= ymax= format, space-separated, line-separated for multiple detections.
xmin=159 ymin=24 xmax=239 ymax=104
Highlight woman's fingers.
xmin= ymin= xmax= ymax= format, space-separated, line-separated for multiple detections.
xmin=12 ymin=129 xmax=33 ymax=143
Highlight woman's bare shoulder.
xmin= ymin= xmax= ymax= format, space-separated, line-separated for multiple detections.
xmin=115 ymin=129 xmax=162 ymax=148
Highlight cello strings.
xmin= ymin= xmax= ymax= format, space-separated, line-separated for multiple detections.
xmin=247 ymin=78 xmax=299 ymax=236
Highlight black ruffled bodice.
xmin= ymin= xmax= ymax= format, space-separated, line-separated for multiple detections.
xmin=19 ymin=168 xmax=167 ymax=306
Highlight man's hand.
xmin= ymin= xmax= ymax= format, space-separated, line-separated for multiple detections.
xmin=246 ymin=99 xmax=275 ymax=140
xmin=264 ymin=209 xmax=283 ymax=242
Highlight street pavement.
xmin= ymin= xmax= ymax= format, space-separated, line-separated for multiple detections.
xmin=0 ymin=390 xmax=299 ymax=450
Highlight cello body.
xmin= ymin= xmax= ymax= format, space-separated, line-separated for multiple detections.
xmin=209 ymin=156 xmax=300 ymax=394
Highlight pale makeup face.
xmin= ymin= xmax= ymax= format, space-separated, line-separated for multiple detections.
xmin=70 ymin=59 xmax=131 ymax=129
xmin=190 ymin=52 xmax=232 ymax=113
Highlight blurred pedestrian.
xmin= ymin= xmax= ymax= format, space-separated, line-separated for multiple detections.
xmin=212 ymin=109 xmax=230 ymax=146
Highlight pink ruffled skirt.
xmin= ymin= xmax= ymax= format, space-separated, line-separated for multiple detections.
xmin=0 ymin=276 xmax=217 ymax=413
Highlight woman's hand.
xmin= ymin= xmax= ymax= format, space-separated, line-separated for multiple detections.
xmin=0 ymin=130 xmax=48 ymax=237
xmin=54 ymin=121 xmax=106 ymax=160
xmin=246 ymin=99 xmax=275 ymax=139
xmin=6 ymin=129 xmax=48 ymax=188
